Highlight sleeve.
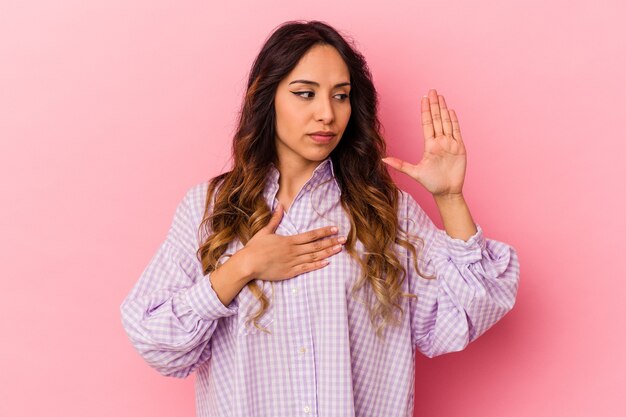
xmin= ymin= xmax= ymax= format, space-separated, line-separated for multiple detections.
xmin=401 ymin=190 xmax=521 ymax=358
xmin=119 ymin=183 xmax=238 ymax=378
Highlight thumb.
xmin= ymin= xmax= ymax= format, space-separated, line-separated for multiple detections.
xmin=382 ymin=156 xmax=416 ymax=177
xmin=261 ymin=202 xmax=283 ymax=234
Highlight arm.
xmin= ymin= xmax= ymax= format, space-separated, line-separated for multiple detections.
xmin=402 ymin=191 xmax=521 ymax=358
xmin=119 ymin=184 xmax=241 ymax=378
xmin=433 ymin=192 xmax=477 ymax=242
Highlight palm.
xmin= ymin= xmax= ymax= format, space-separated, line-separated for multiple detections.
xmin=382 ymin=89 xmax=467 ymax=197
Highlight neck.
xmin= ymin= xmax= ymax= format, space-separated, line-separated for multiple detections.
xmin=273 ymin=155 xmax=327 ymax=212
xmin=276 ymin=158 xmax=322 ymax=193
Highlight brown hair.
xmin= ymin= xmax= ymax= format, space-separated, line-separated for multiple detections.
xmin=196 ymin=20 xmax=435 ymax=340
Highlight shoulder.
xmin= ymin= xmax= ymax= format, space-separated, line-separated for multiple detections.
xmin=182 ymin=180 xmax=211 ymax=210
xmin=184 ymin=174 xmax=229 ymax=206
xmin=170 ymin=181 xmax=210 ymax=230
xmin=178 ymin=176 xmax=228 ymax=223
xmin=394 ymin=187 xmax=434 ymax=233
xmin=396 ymin=188 xmax=411 ymax=204
xmin=395 ymin=188 xmax=420 ymax=214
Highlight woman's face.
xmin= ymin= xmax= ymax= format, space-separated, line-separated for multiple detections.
xmin=274 ymin=44 xmax=352 ymax=169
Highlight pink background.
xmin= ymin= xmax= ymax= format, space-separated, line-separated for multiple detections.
xmin=1 ymin=1 xmax=625 ymax=416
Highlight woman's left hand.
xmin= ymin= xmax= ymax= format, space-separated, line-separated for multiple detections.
xmin=382 ymin=88 xmax=467 ymax=198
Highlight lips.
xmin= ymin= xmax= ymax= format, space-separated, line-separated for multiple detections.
xmin=308 ymin=131 xmax=336 ymax=143
xmin=309 ymin=133 xmax=335 ymax=143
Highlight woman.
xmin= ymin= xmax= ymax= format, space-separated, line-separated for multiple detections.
xmin=120 ymin=20 xmax=520 ymax=417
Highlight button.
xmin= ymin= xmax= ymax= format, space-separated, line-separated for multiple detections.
xmin=299 ymin=346 xmax=307 ymax=354
xmin=292 ymin=288 xmax=298 ymax=294
xmin=303 ymin=405 xmax=311 ymax=413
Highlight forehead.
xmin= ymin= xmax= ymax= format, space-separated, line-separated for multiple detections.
xmin=284 ymin=44 xmax=350 ymax=84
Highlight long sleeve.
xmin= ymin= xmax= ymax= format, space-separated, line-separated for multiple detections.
xmin=120 ymin=184 xmax=238 ymax=378
xmin=402 ymin=190 xmax=521 ymax=358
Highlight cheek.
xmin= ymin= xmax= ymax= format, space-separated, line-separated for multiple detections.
xmin=340 ymin=107 xmax=351 ymax=127
xmin=274 ymin=101 xmax=294 ymax=136
xmin=281 ymin=106 xmax=307 ymax=134
xmin=276 ymin=103 xmax=302 ymax=128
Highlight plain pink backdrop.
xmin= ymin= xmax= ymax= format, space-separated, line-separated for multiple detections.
xmin=1 ymin=1 xmax=625 ymax=416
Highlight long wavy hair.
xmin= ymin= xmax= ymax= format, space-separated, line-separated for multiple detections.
xmin=196 ymin=20 xmax=435 ymax=340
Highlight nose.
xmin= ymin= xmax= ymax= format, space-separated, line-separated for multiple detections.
xmin=314 ymin=96 xmax=335 ymax=124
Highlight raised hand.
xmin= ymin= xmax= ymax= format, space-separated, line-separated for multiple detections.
xmin=382 ymin=88 xmax=467 ymax=198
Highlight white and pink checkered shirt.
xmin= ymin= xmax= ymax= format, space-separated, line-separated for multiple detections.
xmin=120 ymin=156 xmax=520 ymax=417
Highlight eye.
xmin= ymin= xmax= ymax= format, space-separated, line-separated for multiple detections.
xmin=291 ymin=91 xmax=350 ymax=101
xmin=292 ymin=91 xmax=314 ymax=99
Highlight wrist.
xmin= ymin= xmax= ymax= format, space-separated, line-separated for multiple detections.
xmin=433 ymin=192 xmax=465 ymax=206
xmin=232 ymin=247 xmax=256 ymax=284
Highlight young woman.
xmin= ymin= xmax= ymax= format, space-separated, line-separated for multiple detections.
xmin=120 ymin=20 xmax=520 ymax=417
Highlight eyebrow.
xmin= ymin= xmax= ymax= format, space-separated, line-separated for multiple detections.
xmin=288 ymin=79 xmax=351 ymax=88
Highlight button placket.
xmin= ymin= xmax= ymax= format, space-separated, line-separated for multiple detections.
xmin=286 ymin=274 xmax=316 ymax=417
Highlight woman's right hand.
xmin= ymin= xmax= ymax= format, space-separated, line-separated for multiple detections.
xmin=238 ymin=203 xmax=346 ymax=282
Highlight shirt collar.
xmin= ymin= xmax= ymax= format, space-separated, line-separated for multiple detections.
xmin=264 ymin=156 xmax=342 ymax=204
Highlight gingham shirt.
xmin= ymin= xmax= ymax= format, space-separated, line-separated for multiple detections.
xmin=120 ymin=156 xmax=520 ymax=417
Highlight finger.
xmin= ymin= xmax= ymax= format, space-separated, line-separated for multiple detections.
xmin=438 ymin=95 xmax=453 ymax=138
xmin=296 ymin=235 xmax=345 ymax=256
xmin=290 ymin=259 xmax=331 ymax=277
xmin=291 ymin=225 xmax=338 ymax=245
xmin=382 ymin=156 xmax=416 ymax=177
xmin=450 ymin=109 xmax=463 ymax=143
xmin=421 ymin=96 xmax=434 ymax=140
xmin=263 ymin=203 xmax=283 ymax=233
xmin=297 ymin=240 xmax=343 ymax=264
xmin=428 ymin=89 xmax=443 ymax=137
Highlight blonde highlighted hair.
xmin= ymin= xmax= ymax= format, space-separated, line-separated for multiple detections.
xmin=195 ymin=20 xmax=435 ymax=340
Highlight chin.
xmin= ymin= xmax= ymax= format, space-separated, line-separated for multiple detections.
xmin=302 ymin=149 xmax=334 ymax=162
xmin=306 ymin=141 xmax=339 ymax=157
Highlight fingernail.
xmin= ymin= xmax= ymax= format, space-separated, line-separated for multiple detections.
xmin=331 ymin=226 xmax=338 ymax=233
xmin=338 ymin=236 xmax=346 ymax=243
